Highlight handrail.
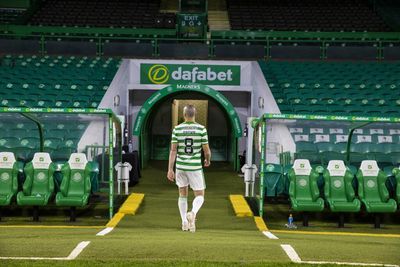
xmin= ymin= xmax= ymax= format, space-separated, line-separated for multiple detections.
xmin=0 ymin=24 xmax=177 ymax=37
xmin=2 ymin=24 xmax=400 ymax=41
xmin=211 ymin=30 xmax=400 ymax=41
xmin=19 ymin=112 xmax=44 ymax=152
xmin=345 ymin=122 xmax=373 ymax=164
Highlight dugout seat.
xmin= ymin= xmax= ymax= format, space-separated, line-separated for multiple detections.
xmin=356 ymin=160 xmax=397 ymax=227
xmin=288 ymin=159 xmax=324 ymax=226
xmin=393 ymin=167 xmax=400 ymax=206
xmin=264 ymin=163 xmax=285 ymax=197
xmin=16 ymin=152 xmax=55 ymax=221
xmin=323 ymin=160 xmax=361 ymax=227
xmin=0 ymin=152 xmax=21 ymax=220
xmin=56 ymin=153 xmax=91 ymax=221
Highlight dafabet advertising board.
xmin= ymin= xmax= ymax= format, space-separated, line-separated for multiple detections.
xmin=140 ymin=63 xmax=241 ymax=85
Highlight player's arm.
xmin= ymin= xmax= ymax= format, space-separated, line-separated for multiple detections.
xmin=167 ymin=131 xmax=178 ymax=181
xmin=202 ymin=143 xmax=211 ymax=167
xmin=201 ymin=127 xmax=211 ymax=167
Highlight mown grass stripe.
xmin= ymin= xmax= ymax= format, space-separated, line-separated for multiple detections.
xmin=272 ymin=229 xmax=400 ymax=238
xmin=0 ymin=225 xmax=103 ymax=229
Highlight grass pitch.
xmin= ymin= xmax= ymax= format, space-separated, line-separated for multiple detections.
xmin=1 ymin=161 xmax=399 ymax=266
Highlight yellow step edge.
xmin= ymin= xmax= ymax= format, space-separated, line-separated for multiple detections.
xmin=229 ymin=194 xmax=253 ymax=217
xmin=254 ymin=216 xmax=268 ymax=231
xmin=118 ymin=193 xmax=145 ymax=215
xmin=106 ymin=212 xmax=125 ymax=227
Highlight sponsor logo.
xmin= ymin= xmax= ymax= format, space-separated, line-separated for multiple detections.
xmin=0 ymin=173 xmax=10 ymax=181
xmin=298 ymin=179 xmax=307 ymax=187
xmin=333 ymin=180 xmax=342 ymax=188
xmin=72 ymin=172 xmax=82 ymax=182
xmin=148 ymin=64 xmax=169 ymax=84
xmin=141 ymin=64 xmax=240 ymax=85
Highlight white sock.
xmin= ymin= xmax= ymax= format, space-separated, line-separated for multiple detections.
xmin=178 ymin=197 xmax=188 ymax=223
xmin=191 ymin=195 xmax=204 ymax=216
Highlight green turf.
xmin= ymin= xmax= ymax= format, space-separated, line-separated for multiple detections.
xmin=1 ymin=161 xmax=399 ymax=266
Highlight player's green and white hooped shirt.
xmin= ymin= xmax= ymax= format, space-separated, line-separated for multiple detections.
xmin=171 ymin=121 xmax=208 ymax=171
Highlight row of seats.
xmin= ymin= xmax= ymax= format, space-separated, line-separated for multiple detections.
xmin=0 ymin=152 xmax=94 ymax=221
xmin=288 ymin=125 xmax=400 ymax=165
xmin=287 ymin=159 xmax=399 ymax=227
xmin=0 ymin=55 xmax=119 ymax=109
xmin=27 ymin=0 xmax=176 ymax=29
xmin=227 ymin=0 xmax=392 ymax=32
xmin=0 ymin=8 xmax=26 ymax=24
xmin=259 ymin=60 xmax=400 ymax=117
xmin=0 ymin=119 xmax=86 ymax=162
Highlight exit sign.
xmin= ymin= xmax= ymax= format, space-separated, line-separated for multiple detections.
xmin=177 ymin=13 xmax=206 ymax=39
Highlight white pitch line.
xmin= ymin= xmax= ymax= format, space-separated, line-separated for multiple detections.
xmin=302 ymin=260 xmax=399 ymax=267
xmin=280 ymin=244 xmax=399 ymax=267
xmin=96 ymin=227 xmax=114 ymax=236
xmin=280 ymin=244 xmax=301 ymax=263
xmin=262 ymin=231 xmax=279 ymax=239
xmin=66 ymin=241 xmax=90 ymax=259
xmin=0 ymin=241 xmax=91 ymax=261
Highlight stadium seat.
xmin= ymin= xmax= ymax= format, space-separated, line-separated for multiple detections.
xmin=264 ymin=163 xmax=285 ymax=197
xmin=323 ymin=160 xmax=361 ymax=227
xmin=356 ymin=160 xmax=397 ymax=227
xmin=56 ymin=153 xmax=91 ymax=221
xmin=0 ymin=152 xmax=21 ymax=220
xmin=393 ymin=167 xmax=400 ymax=206
xmin=288 ymin=159 xmax=324 ymax=226
xmin=17 ymin=152 xmax=55 ymax=221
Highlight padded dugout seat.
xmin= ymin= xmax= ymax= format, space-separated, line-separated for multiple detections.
xmin=392 ymin=167 xmax=400 ymax=206
xmin=17 ymin=152 xmax=55 ymax=221
xmin=288 ymin=159 xmax=324 ymax=226
xmin=264 ymin=163 xmax=285 ymax=197
xmin=0 ymin=152 xmax=20 ymax=210
xmin=323 ymin=160 xmax=360 ymax=227
xmin=356 ymin=160 xmax=396 ymax=227
xmin=56 ymin=153 xmax=91 ymax=221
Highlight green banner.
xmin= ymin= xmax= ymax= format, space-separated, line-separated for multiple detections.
xmin=264 ymin=113 xmax=400 ymax=123
xmin=0 ymin=107 xmax=112 ymax=114
xmin=140 ymin=63 xmax=241 ymax=86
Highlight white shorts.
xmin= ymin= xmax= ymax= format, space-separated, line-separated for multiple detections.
xmin=175 ymin=169 xmax=206 ymax=191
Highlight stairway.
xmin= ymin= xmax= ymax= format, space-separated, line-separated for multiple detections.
xmin=159 ymin=0 xmax=178 ymax=13
xmin=208 ymin=0 xmax=230 ymax=31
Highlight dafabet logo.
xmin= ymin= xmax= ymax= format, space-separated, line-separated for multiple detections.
xmin=148 ymin=64 xmax=169 ymax=84
xmin=141 ymin=63 xmax=240 ymax=86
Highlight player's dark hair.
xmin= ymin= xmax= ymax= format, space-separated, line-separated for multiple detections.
xmin=183 ymin=105 xmax=196 ymax=118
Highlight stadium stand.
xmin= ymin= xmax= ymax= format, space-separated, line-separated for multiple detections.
xmin=286 ymin=124 xmax=400 ymax=165
xmin=0 ymin=8 xmax=26 ymax=24
xmin=259 ymin=60 xmax=400 ymax=117
xmin=0 ymin=55 xmax=120 ymax=161
xmin=27 ymin=0 xmax=176 ymax=29
xmin=227 ymin=0 xmax=392 ymax=32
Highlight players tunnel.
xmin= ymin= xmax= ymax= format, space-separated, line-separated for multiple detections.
xmin=132 ymin=83 xmax=243 ymax=170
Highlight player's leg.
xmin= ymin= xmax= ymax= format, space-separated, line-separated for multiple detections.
xmin=186 ymin=170 xmax=206 ymax=232
xmin=175 ymin=170 xmax=189 ymax=231
xmin=192 ymin=189 xmax=205 ymax=216
xmin=178 ymin=186 xmax=189 ymax=230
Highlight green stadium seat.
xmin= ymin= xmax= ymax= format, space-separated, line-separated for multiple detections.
xmin=56 ymin=153 xmax=91 ymax=221
xmin=0 ymin=152 xmax=20 ymax=211
xmin=323 ymin=160 xmax=361 ymax=226
xmin=356 ymin=160 xmax=397 ymax=216
xmin=17 ymin=152 xmax=56 ymax=221
xmin=393 ymin=168 xmax=400 ymax=206
xmin=264 ymin=163 xmax=285 ymax=197
xmin=288 ymin=159 xmax=324 ymax=226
